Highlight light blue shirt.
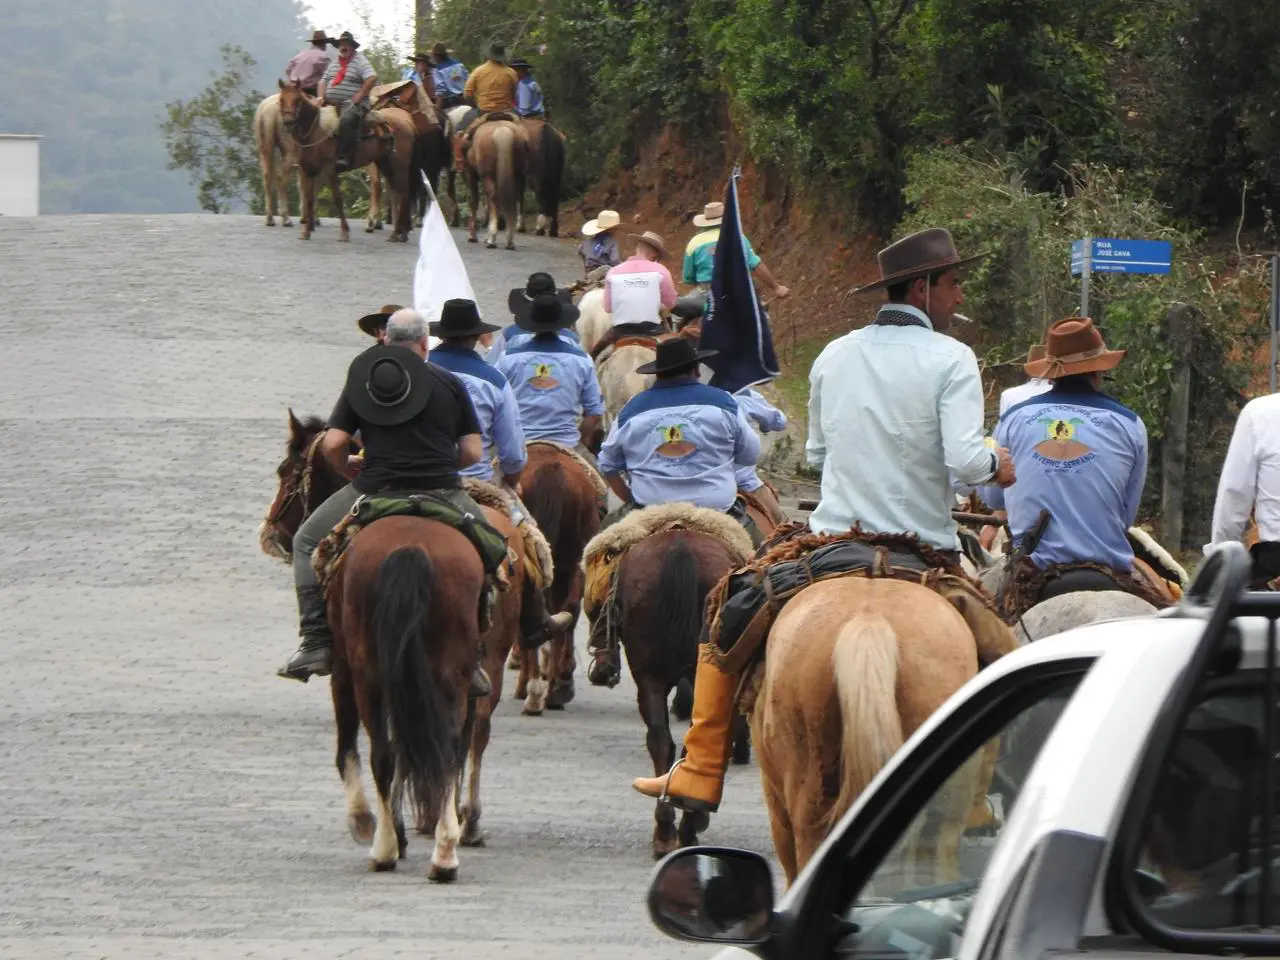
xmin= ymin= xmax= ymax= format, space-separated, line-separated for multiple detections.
xmin=432 ymin=58 xmax=468 ymax=97
xmin=401 ymin=66 xmax=429 ymax=86
xmin=496 ymin=335 xmax=605 ymax=447
xmin=516 ymin=76 xmax=544 ymax=115
xmin=428 ymin=343 xmax=526 ymax=481
xmin=485 ymin=322 xmax=580 ymax=365
xmin=599 ymin=379 xmax=761 ymax=511
xmin=734 ymin=387 xmax=787 ymax=492
xmin=983 ymin=381 xmax=1148 ymax=571
xmin=806 ymin=303 xmax=996 ymax=550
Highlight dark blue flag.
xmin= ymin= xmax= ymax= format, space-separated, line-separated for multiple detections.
xmin=701 ymin=170 xmax=780 ymax=393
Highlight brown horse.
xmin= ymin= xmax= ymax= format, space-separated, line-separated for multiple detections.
xmin=461 ymin=120 xmax=527 ymax=250
xmin=259 ymin=412 xmax=535 ymax=851
xmin=372 ymin=78 xmax=450 ymax=229
xmin=750 ymin=577 xmax=1006 ymax=885
xmin=512 ymin=442 xmax=601 ymax=713
xmin=276 ymin=81 xmax=421 ymax=243
xmin=516 ymin=117 xmax=565 ymax=237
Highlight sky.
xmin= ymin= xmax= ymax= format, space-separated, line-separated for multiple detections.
xmin=303 ymin=0 xmax=414 ymax=47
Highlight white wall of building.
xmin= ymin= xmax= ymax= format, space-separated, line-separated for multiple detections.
xmin=0 ymin=136 xmax=41 ymax=217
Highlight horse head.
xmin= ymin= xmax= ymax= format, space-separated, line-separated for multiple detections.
xmin=276 ymin=79 xmax=309 ymax=133
xmin=259 ymin=408 xmax=336 ymax=561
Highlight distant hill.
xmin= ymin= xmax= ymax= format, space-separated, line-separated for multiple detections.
xmin=2 ymin=0 xmax=310 ymax=213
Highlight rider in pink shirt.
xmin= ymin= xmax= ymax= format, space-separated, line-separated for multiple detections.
xmin=591 ymin=231 xmax=678 ymax=360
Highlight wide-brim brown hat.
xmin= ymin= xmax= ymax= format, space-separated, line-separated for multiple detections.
xmin=1027 ymin=343 xmax=1046 ymax=363
xmin=428 ymin=298 xmax=500 ymax=338
xmin=1024 ymin=317 xmax=1125 ymax=379
xmin=853 ymin=227 xmax=988 ymax=294
xmin=635 ymin=337 xmax=718 ymax=375
xmin=343 ymin=344 xmax=431 ymax=426
xmin=310 ymin=30 xmax=333 ymax=45
xmin=357 ymin=303 xmax=403 ymax=338
xmin=628 ymin=230 xmax=668 ymax=260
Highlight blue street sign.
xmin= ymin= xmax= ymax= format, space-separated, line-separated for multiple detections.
xmin=1070 ymin=238 xmax=1172 ymax=276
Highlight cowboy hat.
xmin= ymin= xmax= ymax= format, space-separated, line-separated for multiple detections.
xmin=852 ymin=227 xmax=989 ymax=294
xmin=1024 ymin=317 xmax=1125 ymax=380
xmin=429 ymin=298 xmax=501 ymax=338
xmin=335 ymin=31 xmax=360 ymax=49
xmin=693 ymin=201 xmax=724 ymax=228
xmin=357 ymin=303 xmax=402 ymax=338
xmin=581 ymin=210 xmax=621 ymax=237
xmin=343 ymin=344 xmax=432 ymax=426
xmin=635 ymin=337 xmax=718 ymax=376
xmin=309 ymin=29 xmax=333 ymax=45
xmin=408 ymin=51 xmax=433 ymax=62
xmin=507 ymin=272 xmax=574 ymax=320
xmin=1027 ymin=343 xmax=1046 ymax=363
xmin=628 ymin=230 xmax=669 ymax=261
xmin=509 ymin=57 xmax=532 ymax=70
xmin=515 ymin=293 xmax=580 ymax=333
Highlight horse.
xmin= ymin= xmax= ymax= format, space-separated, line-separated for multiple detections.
xmin=372 ymin=78 xmax=450 ymax=229
xmin=259 ymin=411 xmax=542 ymax=852
xmin=516 ymin=117 xmax=565 ymax=237
xmin=461 ymin=119 xmax=528 ymax=250
xmin=598 ymin=341 xmax=657 ymax=425
xmin=511 ymin=441 xmax=602 ymax=713
xmin=276 ymin=80 xmax=422 ymax=243
xmin=749 ymin=576 xmax=1010 ymax=885
xmin=254 ymin=93 xmax=299 ymax=228
xmin=575 ymin=288 xmax=610 ymax=355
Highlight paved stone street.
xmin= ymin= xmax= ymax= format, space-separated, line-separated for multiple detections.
xmin=0 ymin=216 xmax=773 ymax=959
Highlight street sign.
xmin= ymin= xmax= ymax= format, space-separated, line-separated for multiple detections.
xmin=1070 ymin=238 xmax=1172 ymax=276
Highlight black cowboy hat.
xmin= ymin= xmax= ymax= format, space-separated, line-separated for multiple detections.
xmin=343 ymin=344 xmax=431 ymax=427
xmin=408 ymin=51 xmax=433 ymax=62
xmin=335 ymin=31 xmax=361 ymax=49
xmin=428 ymin=298 xmax=501 ymax=338
xmin=635 ymin=337 xmax=718 ymax=376
xmin=509 ymin=58 xmax=532 ymax=70
xmin=357 ymin=303 xmax=402 ymax=338
xmin=515 ymin=293 xmax=580 ymax=333
xmin=508 ymin=272 xmax=576 ymax=322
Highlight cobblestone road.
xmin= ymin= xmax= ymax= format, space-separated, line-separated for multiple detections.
xmin=0 ymin=216 xmax=773 ymax=959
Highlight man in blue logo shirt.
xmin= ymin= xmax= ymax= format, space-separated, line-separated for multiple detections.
xmin=510 ymin=58 xmax=545 ymax=118
xmin=429 ymin=41 xmax=469 ymax=110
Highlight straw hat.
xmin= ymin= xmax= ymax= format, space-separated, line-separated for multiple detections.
xmin=582 ymin=210 xmax=621 ymax=237
xmin=629 ymin=230 xmax=669 ymax=260
xmin=693 ymin=202 xmax=724 ymax=228
xmin=1024 ymin=318 xmax=1125 ymax=379
xmin=853 ymin=227 xmax=988 ymax=294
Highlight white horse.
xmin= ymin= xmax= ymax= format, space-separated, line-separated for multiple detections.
xmin=575 ymin=287 xmax=610 ymax=355
xmin=254 ymin=94 xmax=299 ymax=227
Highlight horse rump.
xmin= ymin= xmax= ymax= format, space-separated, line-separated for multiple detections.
xmin=651 ymin=536 xmax=704 ymax=673
xmin=371 ymin=545 xmax=459 ymax=826
xmin=537 ymin=122 xmax=564 ymax=236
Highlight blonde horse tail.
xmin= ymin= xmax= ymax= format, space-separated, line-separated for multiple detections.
xmin=828 ymin=617 xmax=903 ymax=829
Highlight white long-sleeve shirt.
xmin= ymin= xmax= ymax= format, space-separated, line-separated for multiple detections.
xmin=806 ymin=304 xmax=997 ymax=550
xmin=1205 ymin=393 xmax=1280 ymax=554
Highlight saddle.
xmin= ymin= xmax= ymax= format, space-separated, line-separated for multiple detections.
xmin=371 ymin=80 xmax=440 ymax=133
xmin=462 ymin=478 xmax=555 ymax=591
xmin=595 ymin=335 xmax=659 ymax=366
xmin=998 ymin=557 xmax=1174 ymax=622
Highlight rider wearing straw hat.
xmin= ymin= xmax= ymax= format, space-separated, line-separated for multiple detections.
xmin=682 ymin=201 xmax=789 ymax=302
xmin=578 ymin=210 xmax=624 ymax=279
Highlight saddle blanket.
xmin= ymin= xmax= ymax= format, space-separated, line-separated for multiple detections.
xmin=998 ymin=556 xmax=1174 ymax=623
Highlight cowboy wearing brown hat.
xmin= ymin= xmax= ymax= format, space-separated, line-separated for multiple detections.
xmin=286 ymin=29 xmax=334 ymax=96
xmin=590 ymin=230 xmax=678 ymax=361
xmin=631 ymin=226 xmax=1015 ymax=815
xmin=979 ymin=316 xmax=1167 ymax=614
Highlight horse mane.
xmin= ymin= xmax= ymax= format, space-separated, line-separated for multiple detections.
xmin=290 ymin=415 xmax=327 ymax=457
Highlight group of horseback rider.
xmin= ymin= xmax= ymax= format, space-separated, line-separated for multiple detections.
xmin=286 ymin=30 xmax=546 ymax=172
xmin=273 ymin=216 xmax=1208 ymax=823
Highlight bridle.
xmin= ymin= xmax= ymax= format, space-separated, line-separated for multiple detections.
xmin=266 ymin=430 xmax=327 ymax=527
xmin=280 ymin=94 xmax=331 ymax=149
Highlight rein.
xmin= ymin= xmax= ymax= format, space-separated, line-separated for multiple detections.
xmin=268 ymin=431 xmax=327 ymax=525
xmin=285 ymin=99 xmax=332 ymax=149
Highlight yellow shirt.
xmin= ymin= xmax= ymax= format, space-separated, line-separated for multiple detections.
xmin=464 ymin=60 xmax=519 ymax=113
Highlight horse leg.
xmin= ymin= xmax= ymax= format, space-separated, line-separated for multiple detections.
xmin=520 ymin=646 xmax=548 ymax=715
xmin=485 ymin=179 xmax=499 ymax=249
xmin=732 ymin=713 xmax=752 ymax=765
xmin=392 ymin=763 xmax=408 ymax=860
xmin=261 ymin=146 xmax=276 ymax=226
xmin=448 ymin=168 xmax=461 ymax=228
xmin=460 ymin=698 xmax=492 ymax=847
xmin=333 ymin=657 xmax=375 ymax=844
xmin=466 ymin=170 xmax=479 ymax=243
xmin=299 ymin=171 xmax=315 ymax=240
xmin=672 ymin=675 xmax=693 ymax=722
xmin=328 ymin=167 xmax=350 ymax=241
xmin=637 ymin=678 xmax=679 ymax=859
xmin=367 ymin=709 xmax=399 ymax=871
xmin=277 ymin=148 xmax=293 ymax=227
xmin=365 ymin=164 xmax=378 ymax=233
xmin=427 ymin=779 xmax=462 ymax=883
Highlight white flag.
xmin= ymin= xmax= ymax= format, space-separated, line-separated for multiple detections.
xmin=413 ymin=178 xmax=477 ymax=348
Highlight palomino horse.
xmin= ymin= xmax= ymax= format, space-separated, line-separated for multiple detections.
xmin=259 ymin=412 xmax=541 ymax=851
xmin=461 ymin=119 xmax=527 ymax=249
xmin=253 ymin=93 xmax=299 ymax=228
xmin=512 ymin=441 xmax=602 ymax=713
xmin=516 ymin=117 xmax=566 ymax=237
xmin=575 ymin=288 xmax=610 ymax=355
xmin=750 ymin=576 xmax=1008 ymax=885
xmin=598 ymin=339 xmax=658 ymax=425
xmin=276 ymin=80 xmax=421 ymax=243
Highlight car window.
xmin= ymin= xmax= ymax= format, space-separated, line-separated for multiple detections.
xmin=1134 ymin=674 xmax=1280 ymax=931
xmin=832 ymin=674 xmax=1082 ymax=960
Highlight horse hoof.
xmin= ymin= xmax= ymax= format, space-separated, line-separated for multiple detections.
xmin=282 ymin=219 xmax=293 ymax=227
xmin=461 ymin=830 xmax=486 ymax=848
xmin=300 ymin=233 xmax=311 ymax=241
xmin=521 ymin=704 xmax=543 ymax=716
xmin=467 ymin=236 xmax=478 ymax=243
xmin=265 ymin=219 xmax=275 ymax=227
xmin=348 ymin=811 xmax=377 ymax=845
xmin=365 ymin=224 xmax=374 ymax=233
xmin=369 ymin=857 xmax=398 ymax=872
xmin=339 ymin=234 xmax=350 ymax=243
xmin=505 ymin=242 xmax=516 ymax=251
xmin=427 ymin=863 xmax=458 ymax=884
xmin=535 ymin=228 xmax=546 ymax=237
xmin=732 ymin=742 xmax=751 ymax=766
xmin=485 ymin=242 xmax=497 ymax=249
xmin=375 ymin=223 xmax=384 ymax=231
xmin=652 ymin=837 xmax=680 ymax=860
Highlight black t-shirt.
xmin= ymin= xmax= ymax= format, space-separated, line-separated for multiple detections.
xmin=329 ymin=361 xmax=481 ymax=494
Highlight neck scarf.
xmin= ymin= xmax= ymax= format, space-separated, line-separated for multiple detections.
xmin=332 ymin=54 xmax=354 ymax=87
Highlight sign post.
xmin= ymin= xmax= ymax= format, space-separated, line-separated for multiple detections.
xmin=1069 ymin=237 xmax=1173 ymax=315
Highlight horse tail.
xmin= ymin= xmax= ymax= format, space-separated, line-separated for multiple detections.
xmin=538 ymin=122 xmax=564 ymax=234
xmin=652 ymin=537 xmax=702 ymax=667
xmin=371 ymin=545 xmax=457 ymax=826
xmin=827 ymin=617 xmax=903 ymax=829
xmin=494 ymin=124 xmax=519 ymax=218
xmin=524 ymin=458 xmax=565 ymax=549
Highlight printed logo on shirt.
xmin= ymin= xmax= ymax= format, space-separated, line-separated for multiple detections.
xmin=655 ymin=423 xmax=696 ymax=459
xmin=528 ymin=362 xmax=560 ymax=390
xmin=1033 ymin=416 xmax=1096 ymax=468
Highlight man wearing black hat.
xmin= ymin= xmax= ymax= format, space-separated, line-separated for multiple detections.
xmin=586 ymin=338 xmax=762 ymax=686
xmin=510 ymin=58 xmax=545 ymax=118
xmin=318 ymin=31 xmax=379 ymax=171
xmin=277 ymin=308 xmax=493 ymax=689
xmin=487 ymin=271 xmax=582 ymax=365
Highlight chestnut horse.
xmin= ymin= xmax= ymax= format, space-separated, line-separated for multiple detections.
xmin=259 ymin=412 xmax=536 ymax=852
xmin=750 ymin=577 xmax=1008 ymax=885
xmin=512 ymin=442 xmax=601 ymax=713
xmin=276 ymin=80 xmax=422 ymax=243
xmin=461 ymin=120 xmax=527 ymax=250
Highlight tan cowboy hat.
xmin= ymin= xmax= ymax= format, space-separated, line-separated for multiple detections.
xmin=1024 ymin=317 xmax=1125 ymax=379
xmin=628 ymin=230 xmax=669 ymax=260
xmin=693 ymin=201 xmax=724 ymax=228
xmin=581 ymin=210 xmax=621 ymax=237
xmin=853 ymin=227 xmax=989 ymax=294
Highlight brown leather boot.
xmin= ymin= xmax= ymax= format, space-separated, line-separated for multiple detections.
xmin=632 ymin=648 xmax=736 ymax=812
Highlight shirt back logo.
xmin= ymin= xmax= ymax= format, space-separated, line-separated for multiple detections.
xmin=655 ymin=423 xmax=697 ymax=459
xmin=1035 ymin=416 xmax=1091 ymax=462
xmin=529 ymin=362 xmax=560 ymax=390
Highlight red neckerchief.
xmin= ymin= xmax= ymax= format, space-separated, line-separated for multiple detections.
xmin=332 ymin=54 xmax=353 ymax=87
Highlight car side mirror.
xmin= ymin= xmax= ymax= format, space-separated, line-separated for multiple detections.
xmin=647 ymin=847 xmax=775 ymax=946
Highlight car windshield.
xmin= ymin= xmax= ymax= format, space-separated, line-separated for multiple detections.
xmin=837 ymin=675 xmax=1082 ymax=959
